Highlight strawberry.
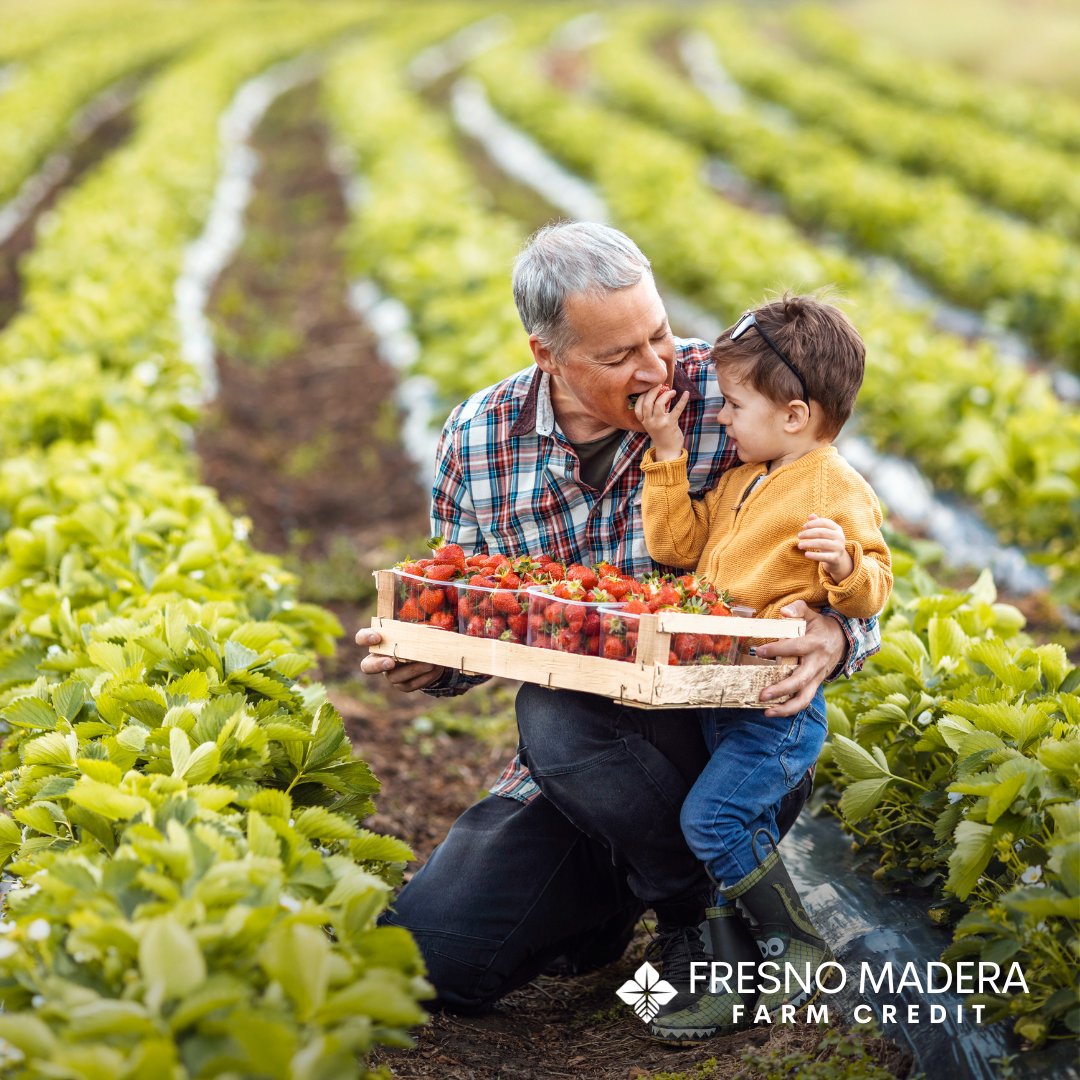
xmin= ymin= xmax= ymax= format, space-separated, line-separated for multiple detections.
xmin=554 ymin=628 xmax=583 ymax=653
xmin=466 ymin=553 xmax=489 ymax=568
xmin=598 ymin=576 xmax=631 ymax=600
xmin=507 ymin=614 xmax=528 ymax=641
xmin=419 ymin=588 xmax=446 ymax=614
xmin=678 ymin=574 xmax=704 ymax=597
xmin=496 ymin=570 xmax=522 ymax=590
xmin=493 ymin=590 xmax=523 ymax=616
xmin=674 ymin=634 xmax=702 ymax=663
xmin=583 ymin=612 xmax=601 ymax=637
xmin=566 ymin=564 xmax=599 ymax=590
xmin=428 ymin=536 xmax=467 ymax=573
xmin=398 ymin=597 xmax=423 ymax=623
xmin=467 ymin=574 xmax=498 ymax=589
xmin=424 ymin=563 xmax=461 ymax=581
xmin=592 ymin=561 xmax=623 ymax=579
xmin=397 ymin=560 xmax=424 ymax=578
xmin=653 ymin=582 xmax=681 ymax=608
xmin=465 ymin=615 xmax=487 ymax=637
xmin=543 ymin=601 xmax=565 ymax=625
xmin=603 ymin=637 xmax=627 ymax=660
xmin=710 ymin=601 xmax=733 ymax=617
xmin=428 ymin=611 xmax=456 ymax=632
xmin=552 ymin=580 xmax=584 ymax=601
xmin=623 ymin=598 xmax=650 ymax=615
xmin=566 ymin=606 xmax=586 ymax=633
xmin=586 ymin=635 xmax=600 ymax=655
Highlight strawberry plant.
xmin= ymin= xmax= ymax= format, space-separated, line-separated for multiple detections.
xmin=821 ymin=549 xmax=1079 ymax=1045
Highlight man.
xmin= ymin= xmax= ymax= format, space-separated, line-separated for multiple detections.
xmin=355 ymin=222 xmax=878 ymax=1018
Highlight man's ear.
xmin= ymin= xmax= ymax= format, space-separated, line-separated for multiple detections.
xmin=783 ymin=400 xmax=812 ymax=434
xmin=529 ymin=334 xmax=560 ymax=375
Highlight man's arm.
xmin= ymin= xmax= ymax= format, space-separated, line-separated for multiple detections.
xmin=358 ymin=412 xmax=488 ymax=696
xmin=753 ymin=607 xmax=880 ymax=717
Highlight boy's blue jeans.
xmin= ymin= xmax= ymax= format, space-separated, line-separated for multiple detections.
xmin=680 ymin=687 xmax=827 ymax=894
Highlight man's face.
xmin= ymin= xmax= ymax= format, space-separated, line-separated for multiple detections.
xmin=534 ymin=275 xmax=675 ymax=434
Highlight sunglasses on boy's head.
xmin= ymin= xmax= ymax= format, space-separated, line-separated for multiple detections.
xmin=729 ymin=311 xmax=810 ymax=410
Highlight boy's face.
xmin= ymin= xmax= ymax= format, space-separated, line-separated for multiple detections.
xmin=715 ymin=370 xmax=796 ymax=464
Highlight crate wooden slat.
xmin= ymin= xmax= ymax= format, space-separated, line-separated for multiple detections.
xmin=368 ymin=571 xmax=802 ymax=709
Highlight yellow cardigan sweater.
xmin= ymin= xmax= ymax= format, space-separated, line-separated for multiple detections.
xmin=641 ymin=445 xmax=891 ymax=619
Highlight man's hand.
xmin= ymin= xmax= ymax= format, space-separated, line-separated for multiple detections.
xmin=634 ymin=384 xmax=690 ymax=461
xmin=355 ymin=627 xmax=447 ymax=693
xmin=753 ymin=601 xmax=844 ymax=717
xmin=798 ymin=514 xmax=854 ymax=583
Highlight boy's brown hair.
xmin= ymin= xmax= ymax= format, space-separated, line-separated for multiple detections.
xmin=710 ymin=293 xmax=865 ymax=439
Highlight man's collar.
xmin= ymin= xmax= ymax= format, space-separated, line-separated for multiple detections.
xmin=508 ymin=360 xmax=701 ymax=439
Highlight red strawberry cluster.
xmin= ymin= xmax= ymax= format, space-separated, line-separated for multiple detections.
xmin=393 ymin=539 xmax=471 ymax=631
xmin=526 ymin=563 xmax=640 ymax=656
xmin=600 ymin=573 xmax=739 ymax=666
xmin=457 ymin=552 xmax=568 ymax=644
xmin=391 ymin=545 xmax=743 ymax=666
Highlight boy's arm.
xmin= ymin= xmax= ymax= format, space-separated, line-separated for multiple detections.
xmin=641 ymin=448 xmax=717 ymax=569
xmin=817 ymin=471 xmax=893 ymax=619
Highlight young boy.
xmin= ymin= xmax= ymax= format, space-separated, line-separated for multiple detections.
xmin=635 ymin=294 xmax=891 ymax=1042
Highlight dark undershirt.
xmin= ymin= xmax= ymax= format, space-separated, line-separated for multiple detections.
xmin=570 ymin=428 xmax=626 ymax=492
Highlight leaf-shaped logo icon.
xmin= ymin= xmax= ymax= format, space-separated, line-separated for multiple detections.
xmin=615 ymin=961 xmax=678 ymax=1022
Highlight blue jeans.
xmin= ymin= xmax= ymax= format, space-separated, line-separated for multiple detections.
xmin=381 ymin=685 xmax=814 ymax=1013
xmin=515 ymin=684 xmax=713 ymax=908
xmin=680 ymin=687 xmax=827 ymax=892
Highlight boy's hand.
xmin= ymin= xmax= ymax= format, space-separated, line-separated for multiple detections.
xmin=798 ymin=514 xmax=854 ymax=582
xmin=634 ymin=383 xmax=690 ymax=461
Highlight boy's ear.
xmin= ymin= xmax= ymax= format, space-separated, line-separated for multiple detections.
xmin=529 ymin=334 xmax=560 ymax=375
xmin=783 ymin=400 xmax=812 ymax=434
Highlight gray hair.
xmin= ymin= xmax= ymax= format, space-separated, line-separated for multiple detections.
xmin=512 ymin=221 xmax=652 ymax=360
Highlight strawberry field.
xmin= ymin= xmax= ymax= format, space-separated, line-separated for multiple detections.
xmin=0 ymin=2 xmax=1077 ymax=1078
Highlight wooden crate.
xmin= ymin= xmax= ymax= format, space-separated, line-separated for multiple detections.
xmin=366 ymin=570 xmax=802 ymax=709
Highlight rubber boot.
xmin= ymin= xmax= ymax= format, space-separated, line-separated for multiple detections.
xmin=648 ymin=903 xmax=759 ymax=1043
xmin=648 ymin=849 xmax=836 ymax=1042
xmin=722 ymin=846 xmax=836 ymax=1014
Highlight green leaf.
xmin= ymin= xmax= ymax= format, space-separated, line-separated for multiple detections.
xmin=317 ymin=971 xmax=426 ymax=1027
xmin=67 ymin=778 xmax=148 ymax=822
xmin=23 ymin=730 xmax=77 ymax=768
xmin=259 ymin=921 xmax=329 ymax=1020
xmin=838 ymin=777 xmax=892 ymax=823
xmin=87 ymin=640 xmax=131 ymax=676
xmin=52 ymin=680 xmax=87 ymax=722
xmin=14 ymin=805 xmax=60 ymax=837
xmin=3 ymin=695 xmax=59 ymax=731
xmin=307 ymin=703 xmax=348 ymax=771
xmin=0 ymin=814 xmax=23 ymax=864
xmin=347 ymin=829 xmax=414 ymax=864
xmin=0 ymin=1015 xmax=57 ymax=1058
xmin=246 ymin=811 xmax=281 ymax=859
xmin=985 ymin=770 xmax=1026 ymax=824
xmin=224 ymin=639 xmax=259 ymax=674
xmin=170 ymin=727 xmax=191 ymax=776
xmin=78 ymin=758 xmax=123 ymax=785
xmin=178 ymin=742 xmax=220 ymax=785
xmin=1034 ymin=644 xmax=1070 ymax=690
xmin=294 ymin=806 xmax=359 ymax=841
xmin=1038 ymin=738 xmax=1080 ymax=781
xmin=928 ymin=615 xmax=967 ymax=667
xmin=139 ymin=915 xmax=206 ymax=1001
xmin=828 ymin=733 xmax=892 ymax=780
xmin=947 ymin=821 xmax=1000 ymax=900
xmin=1048 ymin=840 xmax=1080 ymax=896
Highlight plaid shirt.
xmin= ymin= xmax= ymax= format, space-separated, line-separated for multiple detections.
xmin=428 ymin=338 xmax=880 ymax=801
